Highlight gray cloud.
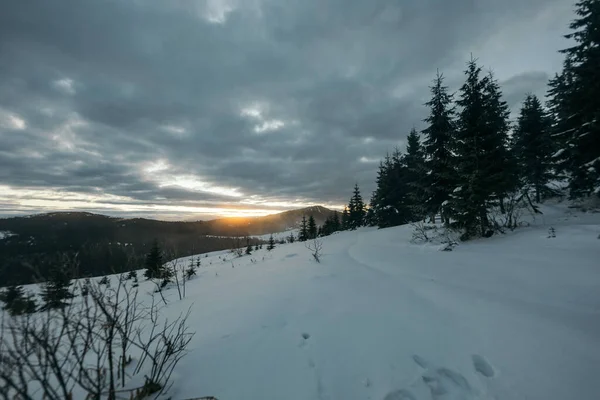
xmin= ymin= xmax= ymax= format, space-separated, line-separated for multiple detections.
xmin=0 ymin=0 xmax=574 ymax=218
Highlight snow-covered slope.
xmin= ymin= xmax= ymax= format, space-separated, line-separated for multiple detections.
xmin=6 ymin=202 xmax=600 ymax=400
xmin=254 ymin=228 xmax=299 ymax=241
xmin=153 ymin=202 xmax=600 ymax=400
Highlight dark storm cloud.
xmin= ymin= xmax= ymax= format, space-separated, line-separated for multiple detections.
xmin=0 ymin=0 xmax=574 ymax=217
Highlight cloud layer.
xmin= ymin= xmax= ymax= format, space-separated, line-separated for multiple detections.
xmin=0 ymin=0 xmax=574 ymax=219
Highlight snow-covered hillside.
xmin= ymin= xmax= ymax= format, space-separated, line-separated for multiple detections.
xmin=254 ymin=228 xmax=299 ymax=241
xmin=4 ymin=202 xmax=600 ymax=400
xmin=152 ymin=202 xmax=600 ymax=400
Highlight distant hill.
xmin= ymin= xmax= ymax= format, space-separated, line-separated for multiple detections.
xmin=0 ymin=206 xmax=336 ymax=285
xmin=206 ymin=206 xmax=334 ymax=236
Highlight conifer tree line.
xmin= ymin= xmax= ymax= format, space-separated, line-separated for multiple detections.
xmin=337 ymin=1 xmax=598 ymax=240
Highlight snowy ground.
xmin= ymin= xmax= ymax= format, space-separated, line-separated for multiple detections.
xmin=253 ymin=228 xmax=299 ymax=241
xmin=6 ymin=202 xmax=600 ymax=399
xmin=154 ymin=202 xmax=600 ymax=400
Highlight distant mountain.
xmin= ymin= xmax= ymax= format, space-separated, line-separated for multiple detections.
xmin=0 ymin=206 xmax=336 ymax=285
xmin=205 ymin=206 xmax=334 ymax=236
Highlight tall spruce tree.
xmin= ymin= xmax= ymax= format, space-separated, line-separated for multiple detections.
xmin=348 ymin=184 xmax=366 ymax=229
xmin=323 ymin=215 xmax=332 ymax=236
xmin=307 ymin=215 xmax=318 ymax=239
xmin=144 ymin=240 xmax=165 ymax=280
xmin=404 ymin=128 xmax=427 ymax=220
xmin=298 ymin=215 xmax=309 ymax=242
xmin=371 ymin=155 xmax=398 ymax=227
xmin=513 ymin=94 xmax=555 ymax=202
xmin=547 ymin=0 xmax=600 ymax=198
xmin=547 ymin=59 xmax=575 ymax=177
xmin=341 ymin=206 xmax=349 ymax=230
xmin=422 ymin=71 xmax=457 ymax=225
xmin=371 ymin=149 xmax=416 ymax=228
xmin=449 ymin=58 xmax=494 ymax=238
xmin=482 ymin=71 xmax=518 ymax=211
xmin=331 ymin=211 xmax=341 ymax=232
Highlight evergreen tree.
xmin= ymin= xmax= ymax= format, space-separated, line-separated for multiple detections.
xmin=547 ymin=0 xmax=600 ymax=198
xmin=0 ymin=285 xmax=37 ymax=316
xmin=254 ymin=244 xmax=259 ymax=251
xmin=422 ymin=71 xmax=457 ymax=224
xmin=449 ymin=58 xmax=494 ymax=239
xmin=364 ymin=206 xmax=376 ymax=227
xmin=341 ymin=206 xmax=349 ymax=230
xmin=245 ymin=243 xmax=253 ymax=255
xmin=144 ymin=240 xmax=165 ymax=280
xmin=288 ymin=233 xmax=295 ymax=243
xmin=482 ymin=71 xmax=518 ymax=211
xmin=185 ymin=258 xmax=197 ymax=280
xmin=347 ymin=184 xmax=366 ymax=229
xmin=126 ymin=270 xmax=137 ymax=280
xmin=513 ymin=94 xmax=555 ymax=202
xmin=321 ymin=216 xmax=331 ymax=236
xmin=547 ymin=59 xmax=574 ymax=177
xmin=308 ymin=215 xmax=318 ymax=239
xmin=370 ymin=149 xmax=417 ymax=228
xmin=41 ymin=265 xmax=74 ymax=310
xmin=371 ymin=155 xmax=398 ymax=227
xmin=404 ymin=128 xmax=427 ymax=220
xmin=298 ymin=215 xmax=309 ymax=242
xmin=331 ymin=211 xmax=341 ymax=232
xmin=267 ymin=234 xmax=276 ymax=251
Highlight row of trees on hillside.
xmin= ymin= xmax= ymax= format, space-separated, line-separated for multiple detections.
xmin=336 ymin=0 xmax=598 ymax=240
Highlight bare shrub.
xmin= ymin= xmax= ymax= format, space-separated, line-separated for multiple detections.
xmin=411 ymin=221 xmax=459 ymax=250
xmin=305 ymin=238 xmax=323 ymax=263
xmin=0 ymin=269 xmax=195 ymax=400
xmin=411 ymin=221 xmax=435 ymax=243
xmin=490 ymin=190 xmax=541 ymax=233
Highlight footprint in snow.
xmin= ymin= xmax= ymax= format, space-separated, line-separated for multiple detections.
xmin=299 ymin=332 xmax=311 ymax=348
xmin=383 ymin=355 xmax=497 ymax=400
xmin=472 ymin=354 xmax=494 ymax=378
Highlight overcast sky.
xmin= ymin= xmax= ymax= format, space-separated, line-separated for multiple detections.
xmin=0 ymin=0 xmax=574 ymax=220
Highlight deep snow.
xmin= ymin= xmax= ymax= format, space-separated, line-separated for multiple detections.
xmin=5 ymin=202 xmax=600 ymax=400
xmin=158 ymin=202 xmax=600 ymax=400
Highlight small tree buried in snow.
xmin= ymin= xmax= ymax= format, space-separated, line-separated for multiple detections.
xmin=186 ymin=258 xmax=198 ymax=280
xmin=267 ymin=234 xmax=276 ymax=251
xmin=144 ymin=240 xmax=170 ymax=280
xmin=0 ymin=276 xmax=196 ymax=400
xmin=305 ymin=237 xmax=323 ymax=263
